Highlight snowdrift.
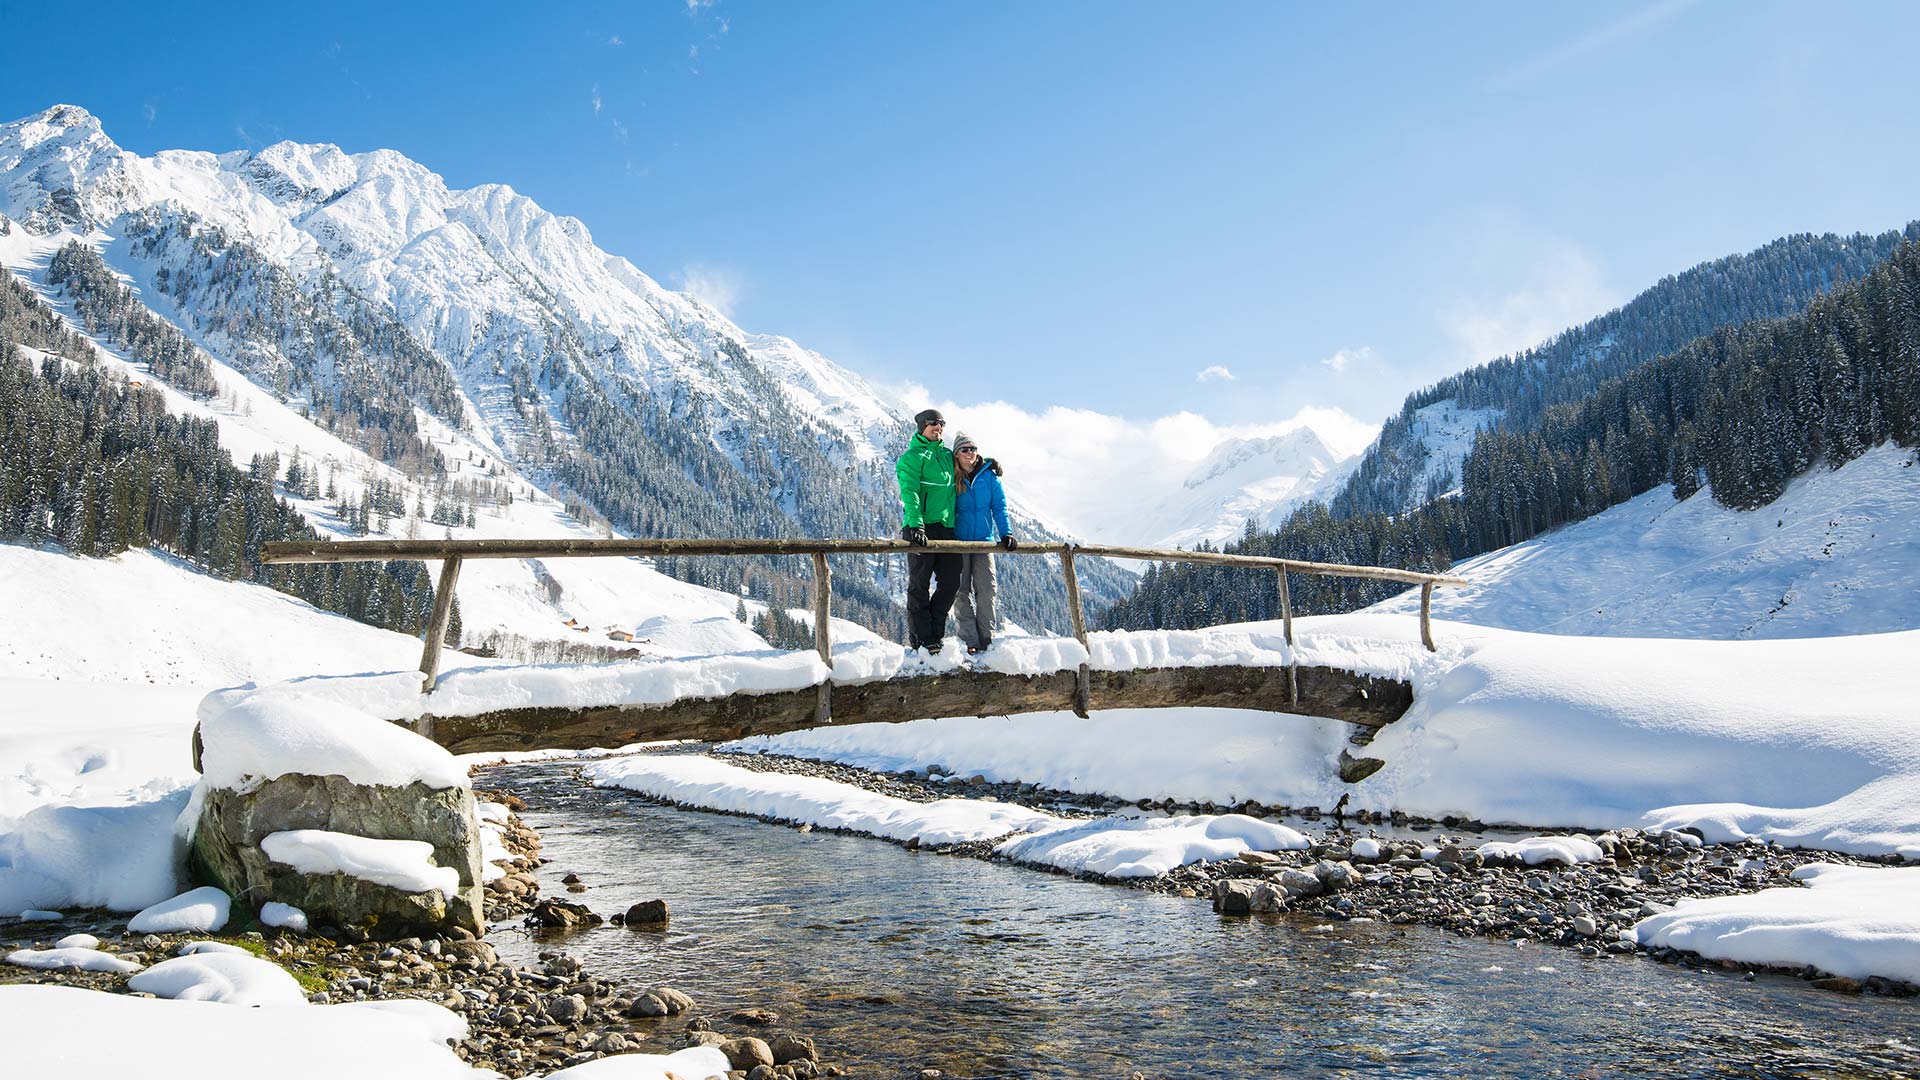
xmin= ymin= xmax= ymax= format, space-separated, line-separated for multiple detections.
xmin=747 ymin=615 xmax=1920 ymax=859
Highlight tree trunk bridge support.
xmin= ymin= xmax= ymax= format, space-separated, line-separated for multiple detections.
xmin=260 ymin=536 xmax=1466 ymax=744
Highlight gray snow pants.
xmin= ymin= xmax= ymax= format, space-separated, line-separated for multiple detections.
xmin=953 ymin=552 xmax=997 ymax=649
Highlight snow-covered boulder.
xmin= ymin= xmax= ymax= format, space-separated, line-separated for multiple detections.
xmin=186 ymin=686 xmax=485 ymax=938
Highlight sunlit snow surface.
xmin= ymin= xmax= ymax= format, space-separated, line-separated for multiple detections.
xmin=1632 ymin=863 xmax=1920 ymax=985
xmin=1367 ymin=443 xmax=1920 ymax=639
xmin=0 ymin=983 xmax=734 ymax=1079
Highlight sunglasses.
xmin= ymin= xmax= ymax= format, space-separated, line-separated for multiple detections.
xmin=956 ymin=446 xmax=978 ymax=454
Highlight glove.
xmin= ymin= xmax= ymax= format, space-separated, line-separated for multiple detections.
xmin=986 ymin=458 xmax=1003 ymax=477
xmin=999 ymin=534 xmax=1018 ymax=551
xmin=902 ymin=526 xmax=929 ymax=546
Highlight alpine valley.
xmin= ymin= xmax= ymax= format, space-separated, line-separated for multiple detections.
xmin=0 ymin=103 xmax=1132 ymax=659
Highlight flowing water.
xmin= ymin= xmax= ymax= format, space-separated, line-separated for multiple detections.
xmin=486 ymin=761 xmax=1920 ymax=1079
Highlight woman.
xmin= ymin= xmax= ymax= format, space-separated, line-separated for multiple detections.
xmin=950 ymin=432 xmax=1017 ymax=654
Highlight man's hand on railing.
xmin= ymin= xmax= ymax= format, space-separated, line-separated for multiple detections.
xmin=999 ymin=534 xmax=1018 ymax=551
xmin=901 ymin=526 xmax=928 ymax=547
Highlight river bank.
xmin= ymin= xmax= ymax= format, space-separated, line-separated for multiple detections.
xmin=6 ymin=752 xmax=1913 ymax=1080
xmin=603 ymin=747 xmax=1920 ymax=997
xmin=1 ymin=789 xmax=842 ymax=1080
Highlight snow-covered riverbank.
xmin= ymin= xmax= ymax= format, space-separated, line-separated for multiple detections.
xmin=6 ymin=613 xmax=1919 ymax=1000
xmin=743 ymin=617 xmax=1920 ymax=860
xmin=581 ymin=747 xmax=1920 ymax=993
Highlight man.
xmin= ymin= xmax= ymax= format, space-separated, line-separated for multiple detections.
xmin=896 ymin=408 xmax=960 ymax=652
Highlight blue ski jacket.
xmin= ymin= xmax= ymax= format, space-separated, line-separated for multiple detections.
xmin=953 ymin=459 xmax=1011 ymax=542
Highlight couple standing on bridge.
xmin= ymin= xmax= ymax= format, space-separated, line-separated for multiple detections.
xmin=896 ymin=408 xmax=1017 ymax=656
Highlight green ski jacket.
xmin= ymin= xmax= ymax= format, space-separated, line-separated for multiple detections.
xmin=895 ymin=431 xmax=956 ymax=529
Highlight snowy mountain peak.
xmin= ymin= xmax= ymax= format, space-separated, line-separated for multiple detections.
xmin=1184 ymin=428 xmax=1338 ymax=491
xmin=0 ymin=105 xmax=143 ymax=231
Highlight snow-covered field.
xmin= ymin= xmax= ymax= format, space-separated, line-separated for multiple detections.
xmin=0 ymin=544 xmax=483 ymax=687
xmin=745 ymin=614 xmax=1920 ymax=859
xmin=1368 ymin=442 xmax=1920 ymax=639
xmin=1 ymin=984 xmax=731 ymax=1079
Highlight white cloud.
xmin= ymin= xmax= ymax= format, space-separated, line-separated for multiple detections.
xmin=685 ymin=0 xmax=714 ymax=9
xmin=1444 ymin=245 xmax=1621 ymax=364
xmin=905 ymin=398 xmax=1377 ymax=540
xmin=1321 ymin=346 xmax=1372 ymax=373
xmin=608 ymin=35 xmax=624 ymax=46
xmin=678 ymin=264 xmax=743 ymax=317
xmin=610 ymin=119 xmax=630 ymax=142
xmin=143 ymin=102 xmax=157 ymax=125
xmin=591 ymin=86 xmax=602 ymax=114
xmin=1195 ymin=365 xmax=1235 ymax=383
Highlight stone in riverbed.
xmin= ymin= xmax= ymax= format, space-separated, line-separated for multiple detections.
xmin=770 ymin=1034 xmax=819 ymax=1064
xmin=1248 ymin=883 xmax=1288 ymax=913
xmin=445 ymin=940 xmax=497 ymax=966
xmin=1312 ymin=860 xmax=1358 ymax=891
xmin=527 ymin=897 xmax=602 ymax=930
xmin=720 ymin=1037 xmax=775 ymax=1070
xmin=1571 ymin=916 xmax=1599 ymax=937
xmin=1212 ymin=879 xmax=1257 ymax=915
xmin=626 ymin=986 xmax=694 ymax=1017
xmin=1277 ymin=868 xmax=1323 ymax=897
xmin=590 ymin=1031 xmax=629 ymax=1053
xmin=623 ymin=899 xmax=670 ymax=927
xmin=730 ymin=1007 xmax=779 ymax=1025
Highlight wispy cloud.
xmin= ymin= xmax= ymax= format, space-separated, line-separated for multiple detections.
xmin=607 ymin=35 xmax=624 ymax=46
xmin=1485 ymin=0 xmax=1698 ymax=93
xmin=143 ymin=102 xmax=157 ymax=125
xmin=610 ymin=118 xmax=630 ymax=142
xmin=1444 ymin=245 xmax=1621 ymax=364
xmin=591 ymin=85 xmax=603 ymax=114
xmin=685 ymin=0 xmax=714 ymax=10
xmin=1196 ymin=365 xmax=1235 ymax=383
xmin=678 ymin=264 xmax=743 ymax=317
xmin=1321 ymin=346 xmax=1372 ymax=374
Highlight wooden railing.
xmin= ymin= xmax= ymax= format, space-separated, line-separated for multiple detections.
xmin=260 ymin=537 xmax=1469 ymax=715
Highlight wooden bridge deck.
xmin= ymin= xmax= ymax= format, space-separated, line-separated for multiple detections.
xmin=260 ymin=534 xmax=1460 ymax=758
xmin=418 ymin=662 xmax=1414 ymax=755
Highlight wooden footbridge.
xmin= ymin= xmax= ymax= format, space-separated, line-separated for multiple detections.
xmin=260 ymin=537 xmax=1467 ymax=755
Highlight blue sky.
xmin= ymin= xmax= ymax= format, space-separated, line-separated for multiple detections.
xmin=6 ymin=0 xmax=1920 ymax=444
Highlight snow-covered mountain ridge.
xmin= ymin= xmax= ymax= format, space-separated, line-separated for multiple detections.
xmin=1150 ymin=427 xmax=1357 ymax=548
xmin=0 ymin=103 xmax=1132 ymax=634
xmin=0 ymin=104 xmax=906 ymax=461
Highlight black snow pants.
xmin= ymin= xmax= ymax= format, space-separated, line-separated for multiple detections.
xmin=905 ymin=522 xmax=961 ymax=649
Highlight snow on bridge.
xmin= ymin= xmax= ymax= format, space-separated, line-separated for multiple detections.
xmin=257 ymin=536 xmax=1468 ymax=754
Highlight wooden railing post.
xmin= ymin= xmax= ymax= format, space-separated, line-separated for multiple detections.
xmin=1420 ymin=581 xmax=1435 ymax=652
xmin=812 ymin=551 xmax=833 ymax=723
xmin=419 ymin=554 xmax=463 ymax=695
xmin=1277 ymin=564 xmax=1298 ymax=707
xmin=1060 ymin=548 xmax=1092 ymax=718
